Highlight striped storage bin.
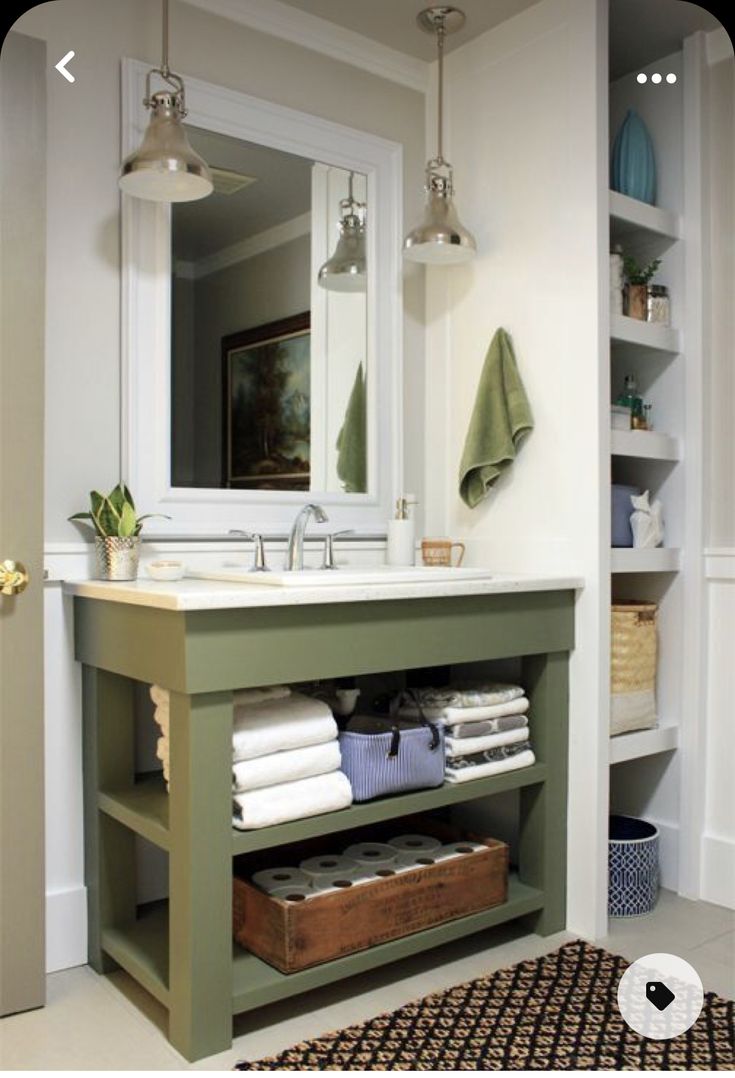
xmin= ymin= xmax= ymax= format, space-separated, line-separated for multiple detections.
xmin=608 ymin=814 xmax=659 ymax=917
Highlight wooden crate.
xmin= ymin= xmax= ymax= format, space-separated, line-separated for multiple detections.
xmin=233 ymin=820 xmax=508 ymax=973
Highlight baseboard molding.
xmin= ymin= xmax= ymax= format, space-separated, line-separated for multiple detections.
xmin=701 ymin=833 xmax=735 ymax=909
xmin=46 ymin=886 xmax=87 ymax=973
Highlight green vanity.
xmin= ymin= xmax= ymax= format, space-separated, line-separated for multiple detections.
xmin=68 ymin=573 xmax=579 ymax=1061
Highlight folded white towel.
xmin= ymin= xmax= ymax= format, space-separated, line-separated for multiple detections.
xmin=232 ymin=693 xmax=337 ymax=761
xmin=445 ymin=748 xmax=536 ymax=783
xmin=150 ymin=684 xmax=169 ymax=708
xmin=232 ymin=771 xmax=352 ymax=830
xmin=234 ymin=685 xmax=290 ymax=707
xmin=400 ymin=697 xmax=529 ymax=726
xmin=153 ymin=707 xmax=169 ymax=735
xmin=232 ymin=741 xmax=341 ymax=793
xmin=445 ymin=726 xmax=529 ymax=759
xmin=156 ymin=735 xmax=169 ymax=763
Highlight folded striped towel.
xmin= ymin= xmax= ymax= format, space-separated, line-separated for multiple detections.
xmin=403 ymin=683 xmax=524 ymax=710
xmin=232 ymin=741 xmax=341 ymax=793
xmin=448 ymin=713 xmax=529 ymax=740
xmin=400 ymin=697 xmax=529 ymax=726
xmin=445 ymin=725 xmax=528 ymax=759
xmin=445 ymin=745 xmax=535 ymax=784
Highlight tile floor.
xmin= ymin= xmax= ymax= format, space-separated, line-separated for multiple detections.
xmin=1 ymin=889 xmax=733 ymax=1071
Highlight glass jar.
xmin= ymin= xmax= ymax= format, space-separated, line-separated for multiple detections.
xmin=646 ymin=284 xmax=670 ymax=326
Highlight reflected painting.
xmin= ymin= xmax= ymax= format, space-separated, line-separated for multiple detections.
xmin=222 ymin=312 xmax=310 ymax=490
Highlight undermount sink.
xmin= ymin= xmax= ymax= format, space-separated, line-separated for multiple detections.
xmin=186 ymin=564 xmax=493 ymax=588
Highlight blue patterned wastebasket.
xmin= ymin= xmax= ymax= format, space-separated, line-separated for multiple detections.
xmin=608 ymin=814 xmax=659 ymax=917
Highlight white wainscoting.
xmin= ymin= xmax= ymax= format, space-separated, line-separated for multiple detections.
xmin=43 ymin=538 xmax=387 ymax=971
xmin=702 ymin=549 xmax=735 ymax=909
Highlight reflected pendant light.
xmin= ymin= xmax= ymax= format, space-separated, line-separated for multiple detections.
xmin=119 ymin=0 xmax=213 ymax=202
xmin=403 ymin=6 xmax=476 ymax=264
xmin=317 ymin=172 xmax=367 ymax=292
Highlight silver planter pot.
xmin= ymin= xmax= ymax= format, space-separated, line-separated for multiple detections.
xmin=94 ymin=536 xmax=141 ymax=581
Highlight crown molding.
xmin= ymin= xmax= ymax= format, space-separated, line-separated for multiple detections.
xmin=182 ymin=211 xmax=312 ymax=280
xmin=183 ymin=0 xmax=429 ymax=94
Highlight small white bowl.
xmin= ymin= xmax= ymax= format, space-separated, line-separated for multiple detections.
xmin=146 ymin=560 xmax=186 ymax=581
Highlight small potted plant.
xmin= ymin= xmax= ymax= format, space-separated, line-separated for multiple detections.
xmin=69 ymin=484 xmax=169 ymax=580
xmin=623 ymin=256 xmax=661 ymax=321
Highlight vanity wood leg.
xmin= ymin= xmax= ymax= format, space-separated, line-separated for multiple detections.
xmin=81 ymin=666 xmax=136 ymax=973
xmin=518 ymin=651 xmax=569 ymax=936
xmin=168 ymin=690 xmax=233 ymax=1062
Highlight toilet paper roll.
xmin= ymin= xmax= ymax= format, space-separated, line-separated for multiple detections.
xmin=434 ymin=841 xmax=486 ymax=861
xmin=388 ymin=834 xmax=442 ymax=861
xmin=394 ymin=854 xmax=439 ymax=873
xmin=343 ymin=842 xmax=398 ymax=868
xmin=300 ymin=854 xmax=360 ymax=879
xmin=309 ymin=876 xmax=361 ymax=896
xmin=270 ymin=885 xmax=313 ymax=902
xmin=251 ymin=867 xmax=310 ymax=893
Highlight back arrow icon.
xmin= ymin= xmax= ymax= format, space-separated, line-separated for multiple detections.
xmin=55 ymin=51 xmax=75 ymax=83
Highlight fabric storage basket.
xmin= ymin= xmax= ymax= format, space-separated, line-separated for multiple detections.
xmin=339 ymin=717 xmax=445 ymax=802
xmin=610 ymin=601 xmax=657 ymax=735
xmin=608 ymin=814 xmax=659 ymax=916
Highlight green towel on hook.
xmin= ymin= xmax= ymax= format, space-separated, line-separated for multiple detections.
xmin=336 ymin=362 xmax=367 ymax=493
xmin=459 ymin=328 xmax=533 ymax=509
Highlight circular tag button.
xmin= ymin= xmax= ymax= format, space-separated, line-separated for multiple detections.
xmin=617 ymin=953 xmax=704 ymax=1039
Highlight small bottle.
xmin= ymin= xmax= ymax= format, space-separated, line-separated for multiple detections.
xmin=386 ymin=495 xmax=417 ymax=567
xmin=617 ymin=374 xmax=643 ymax=421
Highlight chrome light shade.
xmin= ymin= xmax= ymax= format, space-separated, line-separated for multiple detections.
xmin=403 ymin=6 xmax=476 ymax=265
xmin=119 ymin=0 xmax=213 ymax=203
xmin=120 ymin=85 xmax=213 ymax=203
xmin=403 ymin=160 xmax=476 ymax=264
xmin=318 ymin=172 xmax=367 ymax=292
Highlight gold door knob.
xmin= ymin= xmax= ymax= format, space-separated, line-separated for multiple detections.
xmin=0 ymin=560 xmax=29 ymax=596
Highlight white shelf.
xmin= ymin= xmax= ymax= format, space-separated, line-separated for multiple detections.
xmin=610 ymin=429 xmax=680 ymax=461
xmin=610 ymin=547 xmax=681 ymax=573
xmin=609 ymin=191 xmax=681 ymax=242
xmin=609 ymin=723 xmax=679 ymax=765
xmin=610 ymin=315 xmax=681 ymax=355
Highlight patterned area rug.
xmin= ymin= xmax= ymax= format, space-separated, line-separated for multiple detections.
xmin=235 ymin=940 xmax=734 ymax=1070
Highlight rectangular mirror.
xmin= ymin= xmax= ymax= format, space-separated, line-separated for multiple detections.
xmin=122 ymin=60 xmax=402 ymax=535
xmin=171 ymin=129 xmax=368 ymax=495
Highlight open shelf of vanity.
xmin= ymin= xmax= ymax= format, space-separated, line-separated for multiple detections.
xmin=70 ymin=577 xmax=575 ymax=1061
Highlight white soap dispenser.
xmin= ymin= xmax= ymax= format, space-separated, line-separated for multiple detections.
xmin=387 ymin=495 xmax=417 ymax=567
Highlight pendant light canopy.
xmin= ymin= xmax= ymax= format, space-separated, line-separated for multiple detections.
xmin=119 ymin=0 xmax=213 ymax=203
xmin=318 ymin=172 xmax=367 ymax=292
xmin=404 ymin=7 xmax=476 ymax=265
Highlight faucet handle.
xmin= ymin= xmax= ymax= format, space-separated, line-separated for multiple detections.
xmin=322 ymin=529 xmax=354 ymax=570
xmin=228 ymin=530 xmax=269 ymax=572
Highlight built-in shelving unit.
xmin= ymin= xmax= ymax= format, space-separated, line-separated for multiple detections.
xmin=609 ymin=724 xmax=679 ymax=765
xmin=610 ymin=547 xmax=681 ymax=573
xmin=603 ymin=28 xmax=705 ymax=923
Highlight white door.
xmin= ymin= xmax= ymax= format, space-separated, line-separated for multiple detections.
xmin=0 ymin=30 xmax=46 ymax=1015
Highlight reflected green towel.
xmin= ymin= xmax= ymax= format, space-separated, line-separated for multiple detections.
xmin=336 ymin=362 xmax=367 ymax=493
xmin=459 ymin=329 xmax=533 ymax=509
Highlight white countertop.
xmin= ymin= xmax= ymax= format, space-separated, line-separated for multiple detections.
xmin=63 ymin=572 xmax=584 ymax=612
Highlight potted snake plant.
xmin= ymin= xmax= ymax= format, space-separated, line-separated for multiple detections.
xmin=69 ymin=484 xmax=169 ymax=580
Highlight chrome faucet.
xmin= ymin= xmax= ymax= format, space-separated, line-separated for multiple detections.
xmin=285 ymin=503 xmax=328 ymax=571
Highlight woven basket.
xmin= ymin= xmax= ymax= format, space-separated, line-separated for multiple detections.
xmin=610 ymin=601 xmax=657 ymax=735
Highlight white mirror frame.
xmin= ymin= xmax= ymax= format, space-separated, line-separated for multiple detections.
xmin=121 ymin=58 xmax=403 ymax=536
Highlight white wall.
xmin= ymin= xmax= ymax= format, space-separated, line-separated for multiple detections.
xmin=15 ymin=0 xmax=426 ymax=969
xmin=702 ymin=45 xmax=735 ymax=910
xmin=423 ymin=0 xmax=608 ymax=937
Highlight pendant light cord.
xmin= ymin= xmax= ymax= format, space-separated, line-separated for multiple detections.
xmin=436 ymin=18 xmax=445 ymax=164
xmin=161 ymin=0 xmax=170 ymax=78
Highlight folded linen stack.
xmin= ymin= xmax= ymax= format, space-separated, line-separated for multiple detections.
xmin=232 ymin=688 xmax=352 ymax=830
xmin=399 ymin=682 xmax=535 ymax=784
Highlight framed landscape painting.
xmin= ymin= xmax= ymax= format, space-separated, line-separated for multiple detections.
xmin=222 ymin=312 xmax=311 ymax=490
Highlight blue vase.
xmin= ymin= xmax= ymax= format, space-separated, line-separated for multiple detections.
xmin=611 ymin=109 xmax=656 ymax=205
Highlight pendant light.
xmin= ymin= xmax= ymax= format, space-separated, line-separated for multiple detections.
xmin=119 ymin=0 xmax=213 ymax=202
xmin=403 ymin=7 xmax=476 ymax=265
xmin=317 ymin=172 xmax=367 ymax=292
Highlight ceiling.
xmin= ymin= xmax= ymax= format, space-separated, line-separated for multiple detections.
xmin=275 ymin=0 xmax=723 ymax=73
